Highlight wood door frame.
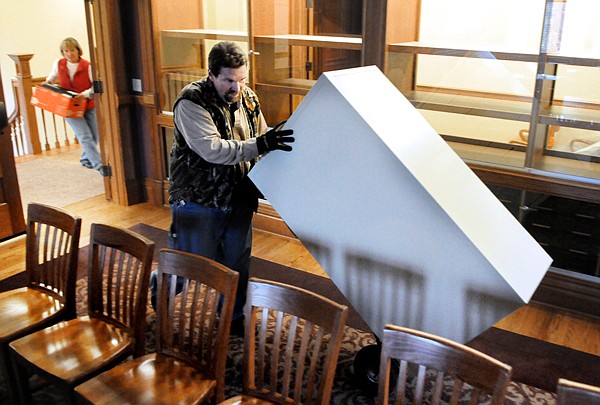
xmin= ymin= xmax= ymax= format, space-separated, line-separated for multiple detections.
xmin=84 ymin=0 xmax=145 ymax=206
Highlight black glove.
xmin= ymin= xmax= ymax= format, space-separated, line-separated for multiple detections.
xmin=256 ymin=120 xmax=295 ymax=154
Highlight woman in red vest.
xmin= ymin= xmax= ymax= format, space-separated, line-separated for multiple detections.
xmin=46 ymin=37 xmax=103 ymax=174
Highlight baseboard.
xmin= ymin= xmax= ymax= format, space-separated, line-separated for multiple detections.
xmin=143 ymin=184 xmax=600 ymax=319
xmin=532 ymin=268 xmax=600 ymax=319
xmin=254 ymin=200 xmax=296 ymax=239
xmin=255 ymin=203 xmax=600 ymax=319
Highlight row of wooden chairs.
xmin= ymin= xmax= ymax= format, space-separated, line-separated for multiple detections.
xmin=0 ymin=203 xmax=83 ymax=403
xmin=0 ymin=203 xmax=352 ymax=404
xmin=74 ymin=258 xmax=351 ymax=405
xmin=0 ymin=203 xmax=156 ymax=404
xmin=1 ymin=203 xmax=598 ymax=404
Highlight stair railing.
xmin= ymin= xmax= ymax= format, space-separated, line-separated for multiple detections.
xmin=8 ymin=53 xmax=77 ymax=157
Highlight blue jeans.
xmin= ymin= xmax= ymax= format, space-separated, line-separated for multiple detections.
xmin=151 ymin=199 xmax=254 ymax=320
xmin=66 ymin=108 xmax=101 ymax=169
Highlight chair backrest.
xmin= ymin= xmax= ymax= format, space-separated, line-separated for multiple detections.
xmin=242 ymin=277 xmax=349 ymax=405
xmin=26 ymin=202 xmax=82 ymax=319
xmin=87 ymin=223 xmax=155 ymax=356
xmin=556 ymin=378 xmax=600 ymax=405
xmin=156 ymin=248 xmax=239 ymax=403
xmin=378 ymin=324 xmax=512 ymax=405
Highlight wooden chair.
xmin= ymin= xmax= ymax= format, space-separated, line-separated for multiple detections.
xmin=9 ymin=223 xmax=154 ymax=404
xmin=377 ymin=324 xmax=512 ymax=405
xmin=220 ymin=277 xmax=349 ymax=405
xmin=556 ymin=378 xmax=600 ymax=405
xmin=74 ymin=248 xmax=240 ymax=404
xmin=0 ymin=203 xmax=81 ymax=404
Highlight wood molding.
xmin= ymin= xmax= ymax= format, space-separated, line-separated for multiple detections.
xmin=254 ymin=201 xmax=296 ymax=239
xmin=253 ymin=199 xmax=600 ymax=319
xmin=532 ymin=269 xmax=600 ymax=319
xmin=470 ymin=163 xmax=600 ymax=204
xmin=131 ymin=92 xmax=156 ymax=107
xmin=362 ymin=0 xmax=386 ymax=68
xmin=146 ymin=180 xmax=600 ymax=317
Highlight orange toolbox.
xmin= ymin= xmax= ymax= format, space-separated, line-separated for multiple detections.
xmin=31 ymin=84 xmax=87 ymax=118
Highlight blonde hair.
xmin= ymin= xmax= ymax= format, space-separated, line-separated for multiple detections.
xmin=60 ymin=37 xmax=83 ymax=57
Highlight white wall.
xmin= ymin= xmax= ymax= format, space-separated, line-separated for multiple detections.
xmin=0 ymin=0 xmax=89 ymax=115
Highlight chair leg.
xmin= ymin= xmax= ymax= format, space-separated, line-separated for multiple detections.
xmin=10 ymin=355 xmax=34 ymax=405
xmin=0 ymin=344 xmax=21 ymax=405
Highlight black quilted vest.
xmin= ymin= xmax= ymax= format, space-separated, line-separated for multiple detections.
xmin=168 ymin=79 xmax=262 ymax=210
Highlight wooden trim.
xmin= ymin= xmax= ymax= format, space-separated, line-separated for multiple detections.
xmin=254 ymin=201 xmax=296 ymax=239
xmin=532 ymin=268 xmax=600 ymax=319
xmin=148 ymin=175 xmax=600 ymax=318
xmin=131 ymin=92 xmax=156 ymax=107
xmin=161 ymin=28 xmax=247 ymax=41
xmin=253 ymin=198 xmax=600 ymax=319
xmin=388 ymin=42 xmax=539 ymax=63
xmin=362 ymin=0 xmax=385 ymax=68
xmin=156 ymin=112 xmax=174 ymax=127
xmin=470 ymin=163 xmax=600 ymax=204
xmin=253 ymin=34 xmax=362 ymax=50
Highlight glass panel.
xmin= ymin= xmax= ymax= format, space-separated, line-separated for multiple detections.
xmin=419 ymin=111 xmax=528 ymax=167
xmin=250 ymin=0 xmax=363 ymax=125
xmin=531 ymin=0 xmax=600 ymax=181
xmin=533 ymin=0 xmax=600 ymax=179
xmin=155 ymin=0 xmax=248 ymax=113
xmin=385 ymin=0 xmax=546 ymax=171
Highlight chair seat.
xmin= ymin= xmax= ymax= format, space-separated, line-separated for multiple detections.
xmin=75 ymin=352 xmax=217 ymax=405
xmin=9 ymin=315 xmax=133 ymax=384
xmin=0 ymin=287 xmax=64 ymax=341
xmin=220 ymin=395 xmax=278 ymax=404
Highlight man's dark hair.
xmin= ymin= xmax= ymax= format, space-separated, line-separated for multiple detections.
xmin=208 ymin=41 xmax=247 ymax=76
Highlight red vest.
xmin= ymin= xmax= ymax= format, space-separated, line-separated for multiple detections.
xmin=58 ymin=58 xmax=95 ymax=109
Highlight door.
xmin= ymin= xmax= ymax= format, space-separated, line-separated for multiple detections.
xmin=0 ymin=68 xmax=26 ymax=240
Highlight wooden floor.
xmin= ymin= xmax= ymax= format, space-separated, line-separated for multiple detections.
xmin=2 ymin=194 xmax=599 ymax=359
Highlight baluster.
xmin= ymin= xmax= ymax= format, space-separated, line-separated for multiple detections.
xmin=8 ymin=54 xmax=41 ymax=154
xmin=62 ymin=116 xmax=71 ymax=146
xmin=38 ymin=109 xmax=50 ymax=151
xmin=10 ymin=121 xmax=19 ymax=156
xmin=51 ymin=113 xmax=60 ymax=149
xmin=66 ymin=118 xmax=78 ymax=145
xmin=9 ymin=80 xmax=25 ymax=156
xmin=15 ymin=117 xmax=25 ymax=156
